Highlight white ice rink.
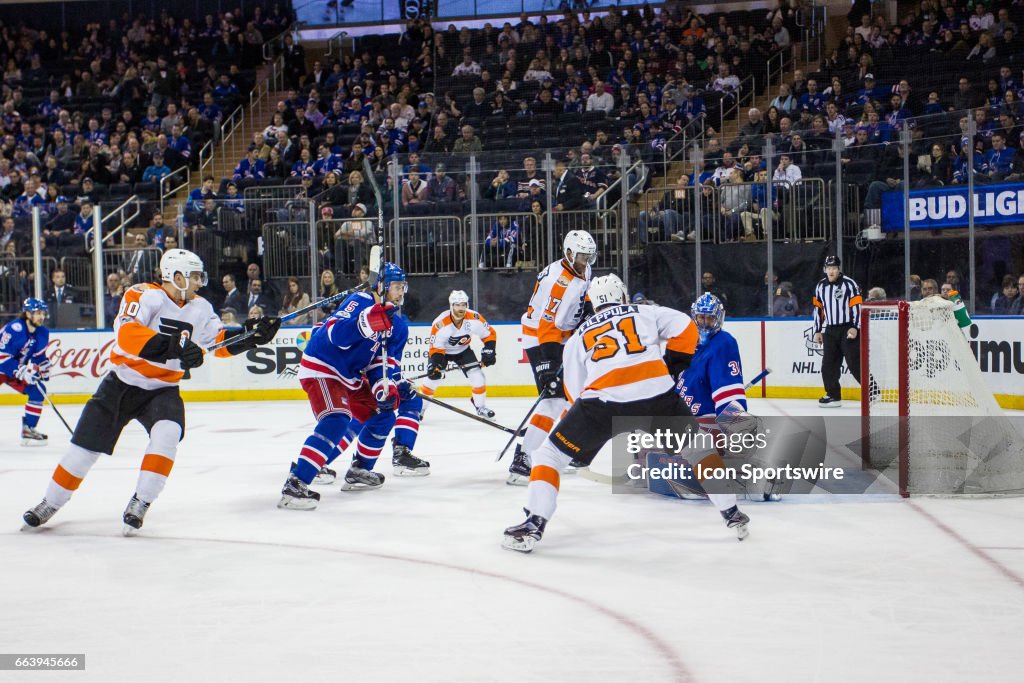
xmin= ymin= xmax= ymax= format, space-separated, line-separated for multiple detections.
xmin=2 ymin=397 xmax=1023 ymax=682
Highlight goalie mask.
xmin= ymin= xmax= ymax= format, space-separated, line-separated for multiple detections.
xmin=691 ymin=293 xmax=724 ymax=346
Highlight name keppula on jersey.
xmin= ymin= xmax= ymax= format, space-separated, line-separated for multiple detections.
xmin=625 ymin=428 xmax=769 ymax=455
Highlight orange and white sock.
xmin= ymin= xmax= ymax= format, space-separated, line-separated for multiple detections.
xmin=525 ymin=441 xmax=572 ymax=520
xmin=695 ymin=451 xmax=737 ymax=512
xmin=44 ymin=444 xmax=102 ymax=508
xmin=134 ymin=420 xmax=182 ymax=504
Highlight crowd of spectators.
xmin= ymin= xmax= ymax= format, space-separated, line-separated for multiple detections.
xmin=0 ymin=4 xmax=292 ymax=318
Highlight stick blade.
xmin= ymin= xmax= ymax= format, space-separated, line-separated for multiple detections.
xmin=368 ymin=245 xmax=382 ymax=286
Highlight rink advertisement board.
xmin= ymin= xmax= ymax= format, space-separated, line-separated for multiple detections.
xmin=12 ymin=317 xmax=1024 ymax=408
xmin=881 ymin=182 xmax=1024 ymax=231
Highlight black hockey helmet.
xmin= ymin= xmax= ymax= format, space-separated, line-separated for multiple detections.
xmin=824 ymin=255 xmax=841 ymax=268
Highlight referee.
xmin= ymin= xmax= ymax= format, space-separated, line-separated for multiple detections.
xmin=812 ymin=255 xmax=862 ymax=407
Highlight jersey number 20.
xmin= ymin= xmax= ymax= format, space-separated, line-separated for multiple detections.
xmin=582 ymin=317 xmax=643 ymax=361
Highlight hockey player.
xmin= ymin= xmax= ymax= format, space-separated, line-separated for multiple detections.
xmin=677 ymin=294 xmax=748 ymax=431
xmin=673 ymin=293 xmax=779 ymax=502
xmin=279 ymin=262 xmax=428 ymax=510
xmin=0 ymin=298 xmax=51 ymax=446
xmin=22 ymin=250 xmax=281 ymax=534
xmin=421 ymin=290 xmax=497 ymax=418
xmin=502 ymin=275 xmax=750 ymax=553
xmin=508 ymin=229 xmax=596 ymax=485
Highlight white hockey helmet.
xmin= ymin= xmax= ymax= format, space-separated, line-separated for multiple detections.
xmin=448 ymin=289 xmax=469 ymax=308
xmin=563 ymin=230 xmax=597 ymax=272
xmin=589 ymin=273 xmax=628 ymax=311
xmin=160 ymin=249 xmax=208 ymax=288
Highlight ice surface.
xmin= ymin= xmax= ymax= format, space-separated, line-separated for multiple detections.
xmin=2 ymin=397 xmax=1023 ymax=682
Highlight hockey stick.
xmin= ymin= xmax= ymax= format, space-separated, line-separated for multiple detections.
xmin=495 ymin=366 xmax=564 ymax=462
xmin=37 ymin=383 xmax=73 ymax=436
xmin=205 ymin=246 xmax=382 ymax=354
xmin=576 ymin=368 xmax=774 ymax=485
xmin=418 ymin=391 xmax=524 ymax=435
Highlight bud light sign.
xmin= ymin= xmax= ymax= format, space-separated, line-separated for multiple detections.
xmin=882 ymin=182 xmax=1024 ymax=231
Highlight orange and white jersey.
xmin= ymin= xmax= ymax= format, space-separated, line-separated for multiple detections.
xmin=111 ymin=283 xmax=230 ymax=390
xmin=563 ymin=303 xmax=698 ymax=404
xmin=520 ymin=259 xmax=591 ymax=350
xmin=428 ymin=308 xmax=496 ymax=356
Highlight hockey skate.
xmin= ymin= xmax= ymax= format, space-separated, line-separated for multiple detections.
xmin=21 ymin=499 xmax=58 ymax=531
xmin=313 ymin=466 xmax=337 ymax=485
xmin=502 ymin=509 xmax=548 ymax=553
xmin=278 ymin=475 xmax=321 ymax=510
xmin=474 ymin=405 xmax=495 ymax=419
xmin=721 ymin=505 xmax=750 ymax=541
xmin=21 ymin=426 xmax=47 ymax=447
xmin=392 ymin=444 xmax=430 ymax=477
xmin=340 ymin=465 xmax=385 ymax=491
xmin=122 ymin=494 xmax=151 ymax=536
xmin=506 ymin=444 xmax=531 ymax=486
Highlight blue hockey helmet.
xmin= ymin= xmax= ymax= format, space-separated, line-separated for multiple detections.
xmin=377 ymin=261 xmax=408 ymax=303
xmin=691 ymin=293 xmax=724 ymax=345
xmin=23 ymin=298 xmax=48 ymax=313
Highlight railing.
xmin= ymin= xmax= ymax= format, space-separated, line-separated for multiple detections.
xmin=638 ymin=178 xmax=833 ymax=245
xmin=94 ymin=195 xmax=141 ymax=249
xmin=719 ymin=75 xmax=757 ymax=135
xmin=101 ymin=246 xmax=163 ymax=287
xmin=0 ymin=256 xmax=57 ymax=322
xmin=388 ymin=216 xmax=466 ymax=275
xmin=325 ymin=30 xmax=349 ymax=59
xmin=464 ymin=212 xmax=544 ymax=270
xmin=159 ymin=165 xmax=190 ymax=212
xmin=198 ymin=138 xmax=215 ymax=175
xmin=765 ymin=50 xmax=787 ymax=102
xmin=221 ymin=105 xmax=245 ymax=149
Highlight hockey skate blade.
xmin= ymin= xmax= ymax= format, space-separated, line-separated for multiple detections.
xmin=733 ymin=523 xmax=749 ymax=541
xmin=311 ymin=473 xmax=336 ymax=486
xmin=21 ymin=438 xmax=48 ymax=447
xmin=122 ymin=524 xmax=141 ymax=537
xmin=505 ymin=474 xmax=529 ymax=486
xmin=501 ymin=534 xmax=536 ymax=553
xmin=339 ymin=481 xmax=384 ymax=492
xmin=392 ymin=466 xmax=430 ymax=477
xmin=277 ymin=496 xmax=319 ymax=510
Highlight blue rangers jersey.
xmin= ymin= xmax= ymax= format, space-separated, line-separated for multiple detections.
xmin=298 ymin=291 xmax=407 ymax=389
xmin=0 ymin=319 xmax=50 ymax=378
xmin=676 ymin=329 xmax=746 ymax=426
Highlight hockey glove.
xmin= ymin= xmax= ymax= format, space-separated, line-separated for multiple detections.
xmin=480 ymin=340 xmax=497 ymax=367
xmin=664 ymin=349 xmax=693 ymax=381
xmin=396 ymin=377 xmax=418 ymax=402
xmin=14 ymin=364 xmax=39 ymax=385
xmin=534 ymin=342 xmax=564 ymax=398
xmin=373 ymin=379 xmax=399 ymax=412
xmin=427 ymin=353 xmax=446 ymax=380
xmin=358 ymin=302 xmax=396 ymax=338
xmin=36 ymin=360 xmax=51 ymax=382
xmin=169 ymin=337 xmax=205 ymax=370
xmin=245 ymin=315 xmax=282 ymax=344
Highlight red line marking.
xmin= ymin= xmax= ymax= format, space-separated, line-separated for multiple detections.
xmin=765 ymin=399 xmax=1024 ymax=591
xmin=47 ymin=532 xmax=695 ymax=681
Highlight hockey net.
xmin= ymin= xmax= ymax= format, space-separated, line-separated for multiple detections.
xmin=861 ymin=297 xmax=1024 ymax=497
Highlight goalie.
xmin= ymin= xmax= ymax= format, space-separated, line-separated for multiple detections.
xmin=673 ymin=293 xmax=780 ymax=502
xmin=421 ymin=290 xmax=497 ymax=418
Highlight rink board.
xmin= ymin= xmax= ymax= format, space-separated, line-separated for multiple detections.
xmin=5 ymin=317 xmax=1023 ymax=408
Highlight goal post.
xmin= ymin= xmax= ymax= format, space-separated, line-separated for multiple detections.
xmin=860 ymin=297 xmax=1024 ymax=497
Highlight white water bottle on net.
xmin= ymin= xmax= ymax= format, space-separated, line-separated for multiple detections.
xmin=861 ymin=297 xmax=1024 ymax=497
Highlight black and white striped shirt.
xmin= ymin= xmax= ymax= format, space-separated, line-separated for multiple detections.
xmin=813 ymin=274 xmax=862 ymax=332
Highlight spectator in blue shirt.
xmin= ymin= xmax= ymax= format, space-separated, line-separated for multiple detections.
xmin=187 ymin=176 xmax=217 ymax=213
xmin=233 ymin=147 xmax=266 ymax=180
xmin=984 ymin=133 xmax=1017 ymax=181
xmin=142 ymin=152 xmax=172 ymax=182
